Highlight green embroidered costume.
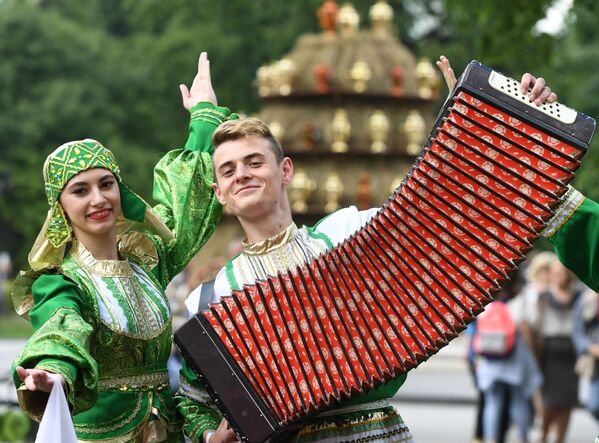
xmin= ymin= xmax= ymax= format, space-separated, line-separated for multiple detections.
xmin=12 ymin=102 xmax=236 ymax=443
xmin=542 ymin=186 xmax=599 ymax=291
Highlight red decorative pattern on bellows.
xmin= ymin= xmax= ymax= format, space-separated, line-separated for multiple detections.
xmin=203 ymin=90 xmax=584 ymax=424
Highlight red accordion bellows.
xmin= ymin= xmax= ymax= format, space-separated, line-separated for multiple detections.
xmin=202 ymin=90 xmax=585 ymax=423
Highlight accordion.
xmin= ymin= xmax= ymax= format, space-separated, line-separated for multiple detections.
xmin=174 ymin=61 xmax=595 ymax=442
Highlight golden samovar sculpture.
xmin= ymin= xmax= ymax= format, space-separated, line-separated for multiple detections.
xmin=323 ymin=171 xmax=344 ymax=213
xmin=289 ymin=169 xmax=316 ymax=213
xmin=369 ymin=110 xmax=390 ymax=153
xmin=331 ymin=109 xmax=351 ymax=153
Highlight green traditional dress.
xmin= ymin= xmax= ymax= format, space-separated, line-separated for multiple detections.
xmin=541 ymin=185 xmax=599 ymax=443
xmin=180 ymin=206 xmax=413 ymax=443
xmin=12 ymin=102 xmax=236 ymax=443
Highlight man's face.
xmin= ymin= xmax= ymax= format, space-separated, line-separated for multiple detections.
xmin=212 ymin=136 xmax=293 ymax=220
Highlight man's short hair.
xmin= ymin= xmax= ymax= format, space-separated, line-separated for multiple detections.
xmin=212 ymin=118 xmax=284 ymax=163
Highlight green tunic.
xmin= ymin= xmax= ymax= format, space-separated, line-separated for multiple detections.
xmin=12 ymin=102 xmax=234 ymax=442
xmin=543 ymin=186 xmax=599 ymax=292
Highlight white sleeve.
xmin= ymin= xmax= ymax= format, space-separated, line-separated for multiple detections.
xmin=184 ymin=268 xmax=229 ymax=315
xmin=184 ymin=285 xmax=202 ymax=316
xmin=313 ymin=205 xmax=379 ymax=247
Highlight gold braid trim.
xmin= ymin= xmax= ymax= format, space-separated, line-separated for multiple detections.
xmin=542 ymin=186 xmax=585 ymax=238
xmin=190 ymin=113 xmax=225 ymax=123
xmin=98 ymin=371 xmax=170 ymax=392
xmin=297 ymin=409 xmax=401 ymax=437
xmin=190 ymin=108 xmax=227 ymax=119
xmin=75 ymin=392 xmax=147 ymax=434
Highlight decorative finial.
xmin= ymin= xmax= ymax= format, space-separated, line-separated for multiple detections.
xmin=314 ymin=63 xmax=331 ymax=93
xmin=370 ymin=0 xmax=393 ymax=35
xmin=350 ymin=60 xmax=372 ymax=93
xmin=269 ymin=121 xmax=285 ymax=143
xmin=317 ymin=0 xmax=339 ymax=35
xmin=337 ymin=3 xmax=360 ymax=36
xmin=324 ymin=172 xmax=344 ymax=213
xmin=277 ymin=58 xmax=296 ymax=96
xmin=357 ymin=172 xmax=372 ymax=210
xmin=369 ymin=110 xmax=390 ymax=153
xmin=303 ymin=121 xmax=315 ymax=150
xmin=390 ymin=65 xmax=405 ymax=96
xmin=289 ymin=169 xmax=316 ymax=213
xmin=415 ymin=58 xmax=439 ymax=99
xmin=403 ymin=110 xmax=427 ymax=155
xmin=256 ymin=65 xmax=272 ymax=97
xmin=331 ymin=109 xmax=351 ymax=153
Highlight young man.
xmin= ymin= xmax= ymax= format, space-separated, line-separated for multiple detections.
xmin=176 ymin=60 xmax=558 ymax=443
xmin=179 ymin=117 xmax=412 ymax=443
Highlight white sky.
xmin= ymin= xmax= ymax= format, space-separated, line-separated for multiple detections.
xmin=534 ymin=0 xmax=574 ymax=35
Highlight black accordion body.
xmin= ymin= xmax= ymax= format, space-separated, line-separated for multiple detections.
xmin=174 ymin=61 xmax=595 ymax=442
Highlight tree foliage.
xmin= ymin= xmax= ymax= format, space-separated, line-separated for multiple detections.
xmin=0 ymin=0 xmax=597 ymax=271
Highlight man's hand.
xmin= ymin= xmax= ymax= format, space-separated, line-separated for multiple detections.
xmin=204 ymin=418 xmax=240 ymax=443
xmin=520 ymin=73 xmax=558 ymax=106
xmin=180 ymin=51 xmax=218 ymax=111
xmin=436 ymin=55 xmax=559 ymax=106
xmin=15 ymin=366 xmax=64 ymax=393
xmin=436 ymin=55 xmax=457 ymax=92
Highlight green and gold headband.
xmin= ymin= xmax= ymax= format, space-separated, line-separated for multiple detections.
xmin=43 ymin=140 xmax=121 ymax=206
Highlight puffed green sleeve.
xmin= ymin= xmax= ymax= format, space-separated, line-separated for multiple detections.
xmin=152 ymin=102 xmax=238 ymax=283
xmin=11 ymin=274 xmax=99 ymax=420
xmin=543 ymin=186 xmax=599 ymax=291
xmin=174 ymin=360 xmax=222 ymax=442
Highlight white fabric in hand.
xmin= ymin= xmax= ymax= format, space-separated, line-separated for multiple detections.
xmin=34 ymin=373 xmax=77 ymax=443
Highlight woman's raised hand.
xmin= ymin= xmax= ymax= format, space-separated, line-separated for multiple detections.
xmin=180 ymin=51 xmax=218 ymax=110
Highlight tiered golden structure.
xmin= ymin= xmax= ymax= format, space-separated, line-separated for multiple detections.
xmin=191 ymin=0 xmax=440 ymax=276
xmin=257 ymin=0 xmax=440 ymax=216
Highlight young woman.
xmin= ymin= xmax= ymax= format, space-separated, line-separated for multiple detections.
xmin=523 ymin=258 xmax=583 ymax=443
xmin=11 ymin=52 xmax=236 ymax=442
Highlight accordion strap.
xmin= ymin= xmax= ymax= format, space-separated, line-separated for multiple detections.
xmin=198 ymin=278 xmax=216 ymax=313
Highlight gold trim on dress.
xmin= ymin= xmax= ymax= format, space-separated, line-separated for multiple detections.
xmin=99 ymin=372 xmax=170 ymax=392
xmin=75 ymin=392 xmax=147 ymax=435
xmin=241 ymin=223 xmax=298 ymax=255
xmin=72 ymin=241 xmax=134 ymax=277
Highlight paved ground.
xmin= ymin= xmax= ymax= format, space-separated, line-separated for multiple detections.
xmin=393 ymin=338 xmax=597 ymax=442
xmin=2 ymin=336 xmax=597 ymax=442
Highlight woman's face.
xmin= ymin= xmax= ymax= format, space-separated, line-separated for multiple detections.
xmin=59 ymin=168 xmax=121 ymax=242
xmin=549 ymin=259 xmax=571 ymax=289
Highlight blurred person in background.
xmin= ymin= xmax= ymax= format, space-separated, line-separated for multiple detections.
xmin=572 ymin=289 xmax=599 ymax=421
xmin=522 ymin=257 xmax=581 ymax=443
xmin=475 ymin=277 xmax=543 ymax=443
xmin=517 ymin=252 xmax=556 ymax=424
